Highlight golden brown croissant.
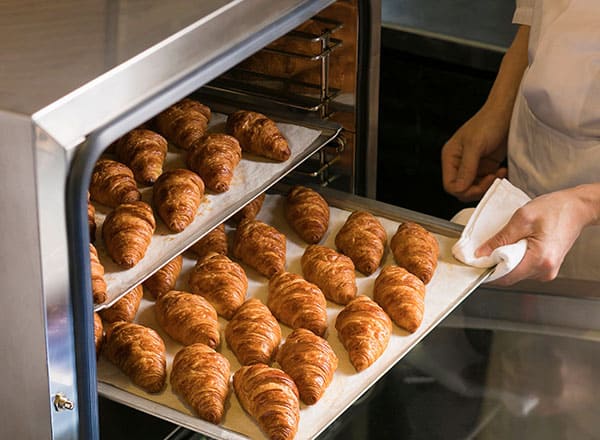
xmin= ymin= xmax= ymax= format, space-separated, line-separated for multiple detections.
xmin=170 ymin=343 xmax=231 ymax=424
xmin=301 ymin=245 xmax=357 ymax=305
xmin=390 ymin=221 xmax=439 ymax=284
xmin=374 ymin=265 xmax=426 ymax=333
xmin=189 ymin=224 xmax=228 ymax=259
xmin=94 ymin=312 xmax=103 ymax=357
xmin=103 ymin=321 xmax=167 ymax=393
xmin=226 ymin=110 xmax=290 ymax=161
xmin=143 ymin=255 xmax=183 ymax=300
xmin=267 ymin=271 xmax=328 ymax=337
xmin=188 ymin=252 xmax=247 ymax=320
xmin=186 ymin=133 xmax=241 ymax=193
xmin=154 ymin=98 xmax=211 ymax=151
xmin=335 ymin=295 xmax=392 ymax=372
xmin=155 ymin=290 xmax=220 ymax=348
xmin=88 ymin=192 xmax=96 ymax=243
xmin=276 ymin=328 xmax=338 ymax=405
xmin=152 ymin=168 xmax=205 ymax=233
xmin=114 ymin=128 xmax=168 ymax=185
xmin=334 ymin=210 xmax=387 ymax=275
xmin=232 ymin=219 xmax=286 ymax=278
xmin=225 ymin=298 xmax=281 ymax=366
xmin=89 ymin=159 xmax=141 ymax=208
xmin=230 ymin=193 xmax=265 ymax=225
xmin=102 ymin=201 xmax=156 ymax=269
xmin=90 ymin=243 xmax=107 ymax=304
xmin=99 ymin=285 xmax=143 ymax=323
xmin=285 ymin=185 xmax=329 ymax=244
xmin=233 ymin=363 xmax=299 ymax=440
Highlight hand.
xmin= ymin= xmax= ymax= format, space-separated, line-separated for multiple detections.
xmin=441 ymin=107 xmax=508 ymax=202
xmin=476 ymin=186 xmax=598 ymax=285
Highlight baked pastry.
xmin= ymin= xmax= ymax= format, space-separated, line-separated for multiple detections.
xmin=230 ymin=193 xmax=265 ymax=225
xmin=143 ymin=255 xmax=183 ymax=300
xmin=170 ymin=343 xmax=231 ymax=424
xmin=188 ymin=252 xmax=247 ymax=320
xmin=276 ymin=328 xmax=337 ymax=405
xmin=225 ymin=298 xmax=281 ymax=365
xmin=232 ymin=219 xmax=286 ymax=278
xmin=267 ymin=271 xmax=328 ymax=337
xmin=335 ymin=295 xmax=392 ymax=372
xmin=99 ymin=285 xmax=143 ymax=323
xmin=186 ymin=133 xmax=241 ymax=193
xmin=114 ymin=128 xmax=168 ymax=185
xmin=155 ymin=290 xmax=220 ymax=348
xmin=233 ymin=363 xmax=299 ymax=440
xmin=152 ymin=168 xmax=204 ymax=233
xmin=226 ymin=110 xmax=290 ymax=161
xmin=374 ymin=265 xmax=426 ymax=333
xmin=334 ymin=210 xmax=387 ymax=275
xmin=154 ymin=98 xmax=211 ymax=150
xmin=285 ymin=185 xmax=329 ymax=244
xmin=189 ymin=224 xmax=228 ymax=259
xmin=90 ymin=243 xmax=107 ymax=304
xmin=88 ymin=192 xmax=96 ymax=242
xmin=390 ymin=221 xmax=439 ymax=284
xmin=102 ymin=201 xmax=156 ymax=268
xmin=94 ymin=312 xmax=103 ymax=357
xmin=301 ymin=245 xmax=357 ymax=305
xmin=89 ymin=159 xmax=141 ymax=208
xmin=103 ymin=321 xmax=167 ymax=393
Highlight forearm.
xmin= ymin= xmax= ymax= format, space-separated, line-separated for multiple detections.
xmin=570 ymin=183 xmax=600 ymax=227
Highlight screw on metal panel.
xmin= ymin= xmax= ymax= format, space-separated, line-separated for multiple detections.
xmin=53 ymin=393 xmax=74 ymax=411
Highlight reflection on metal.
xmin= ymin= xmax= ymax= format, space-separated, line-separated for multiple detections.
xmin=53 ymin=393 xmax=75 ymax=412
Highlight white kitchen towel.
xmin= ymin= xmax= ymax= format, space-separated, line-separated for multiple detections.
xmin=452 ymin=178 xmax=532 ymax=281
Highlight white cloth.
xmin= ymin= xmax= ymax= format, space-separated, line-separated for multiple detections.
xmin=452 ymin=179 xmax=531 ymax=282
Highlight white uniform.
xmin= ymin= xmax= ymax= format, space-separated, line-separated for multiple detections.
xmin=509 ymin=0 xmax=600 ymax=281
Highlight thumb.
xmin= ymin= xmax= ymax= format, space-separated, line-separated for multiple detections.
xmin=454 ymin=152 xmax=480 ymax=192
xmin=476 ymin=222 xmax=523 ymax=257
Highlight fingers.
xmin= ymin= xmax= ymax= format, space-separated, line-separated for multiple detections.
xmin=476 ymin=208 xmax=530 ymax=257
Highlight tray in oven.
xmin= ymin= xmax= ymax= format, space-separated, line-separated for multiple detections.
xmin=97 ymin=192 xmax=489 ymax=440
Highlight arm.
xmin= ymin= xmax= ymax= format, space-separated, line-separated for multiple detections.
xmin=477 ymin=183 xmax=600 ymax=285
xmin=441 ymin=25 xmax=530 ymax=201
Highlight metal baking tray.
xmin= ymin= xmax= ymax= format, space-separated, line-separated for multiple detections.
xmin=97 ymin=190 xmax=490 ymax=439
xmin=93 ymin=113 xmax=341 ymax=311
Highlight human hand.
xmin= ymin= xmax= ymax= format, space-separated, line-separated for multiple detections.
xmin=441 ymin=108 xmax=508 ymax=202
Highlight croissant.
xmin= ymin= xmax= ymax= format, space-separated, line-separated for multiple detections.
xmin=154 ymin=98 xmax=211 ymax=150
xmin=301 ymin=245 xmax=357 ymax=305
xmin=285 ymin=185 xmax=329 ymax=244
xmin=90 ymin=243 xmax=107 ymax=304
xmin=189 ymin=224 xmax=228 ymax=259
xmin=226 ymin=110 xmax=290 ymax=161
xmin=233 ymin=363 xmax=299 ymax=440
xmin=334 ymin=211 xmax=387 ymax=275
xmin=335 ymin=295 xmax=392 ymax=372
xmin=230 ymin=193 xmax=265 ymax=225
xmin=267 ymin=271 xmax=328 ymax=337
xmin=390 ymin=221 xmax=439 ymax=284
xmin=276 ymin=328 xmax=338 ymax=405
xmin=89 ymin=159 xmax=141 ymax=208
xmin=225 ymin=298 xmax=281 ymax=365
xmin=188 ymin=252 xmax=247 ymax=320
xmin=102 ymin=201 xmax=156 ymax=269
xmin=99 ymin=285 xmax=143 ymax=323
xmin=94 ymin=312 xmax=104 ymax=357
xmin=186 ymin=133 xmax=242 ymax=193
xmin=114 ymin=128 xmax=168 ymax=185
xmin=143 ymin=255 xmax=183 ymax=300
xmin=103 ymin=321 xmax=167 ymax=393
xmin=374 ymin=265 xmax=426 ymax=333
xmin=170 ymin=343 xmax=230 ymax=424
xmin=232 ymin=219 xmax=286 ymax=278
xmin=88 ymin=192 xmax=96 ymax=242
xmin=153 ymin=169 xmax=205 ymax=233
xmin=155 ymin=290 xmax=220 ymax=348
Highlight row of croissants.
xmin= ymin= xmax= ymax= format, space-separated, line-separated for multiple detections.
xmin=92 ymin=183 xmax=439 ymax=440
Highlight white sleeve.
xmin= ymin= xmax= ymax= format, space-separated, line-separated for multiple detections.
xmin=513 ymin=0 xmax=534 ymax=25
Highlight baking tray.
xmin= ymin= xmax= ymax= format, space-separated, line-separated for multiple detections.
xmin=97 ymin=191 xmax=490 ymax=439
xmin=93 ymin=113 xmax=341 ymax=311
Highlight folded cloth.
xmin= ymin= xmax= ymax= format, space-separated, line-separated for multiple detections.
xmin=452 ymin=178 xmax=532 ymax=282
